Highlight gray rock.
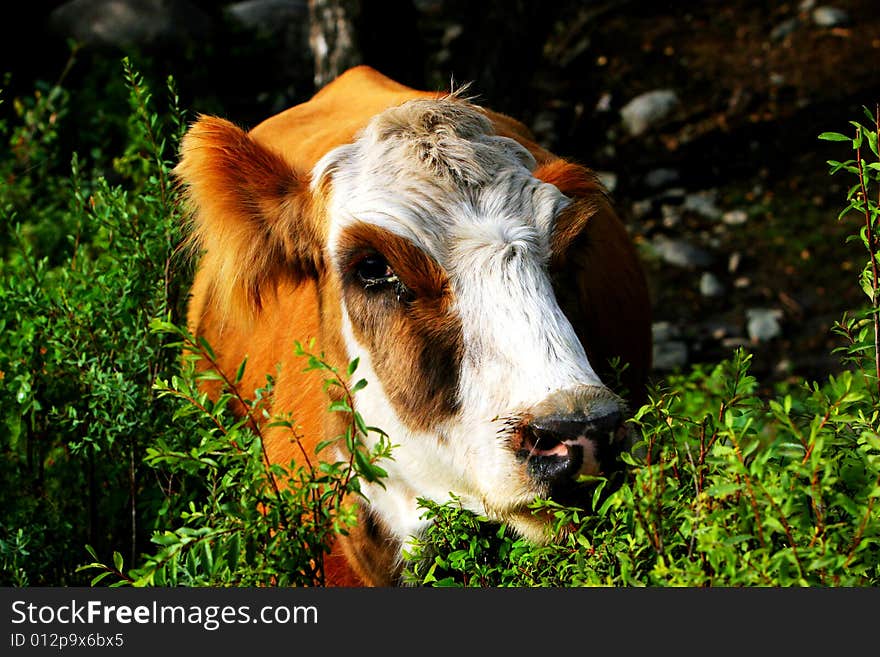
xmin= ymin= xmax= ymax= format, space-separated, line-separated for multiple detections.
xmin=49 ymin=0 xmax=211 ymax=48
xmin=652 ymin=321 xmax=680 ymax=343
xmin=722 ymin=209 xmax=749 ymax=226
xmin=775 ymin=359 xmax=793 ymax=375
xmin=226 ymin=0 xmax=307 ymax=32
xmin=530 ymin=110 xmax=559 ymax=144
xmin=812 ymin=6 xmax=850 ymax=27
xmin=631 ymin=199 xmax=653 ymax=220
xmin=770 ymin=17 xmax=800 ymax=41
xmin=658 ymin=187 xmax=687 ymax=202
xmin=746 ymin=308 xmax=783 ymax=342
xmin=702 ymin=320 xmax=738 ymax=340
xmin=413 ymin=0 xmax=444 ymax=11
xmin=651 ymin=236 xmax=714 ymax=268
xmin=699 ymin=272 xmax=724 ymax=297
xmin=661 ymin=204 xmax=681 ymax=228
xmin=620 ymin=89 xmax=679 ymax=137
xmin=722 ymin=337 xmax=750 ymax=350
xmin=595 ymin=92 xmax=613 ymax=113
xmin=596 ymin=171 xmax=618 ymax=193
xmin=645 ymin=168 xmax=680 ymax=189
xmin=653 ymin=341 xmax=689 ymax=371
xmin=683 ymin=190 xmax=722 ymax=220
xmin=728 ymin=251 xmax=742 ymax=273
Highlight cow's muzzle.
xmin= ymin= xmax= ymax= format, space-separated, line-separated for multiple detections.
xmin=515 ymin=389 xmax=632 ymax=503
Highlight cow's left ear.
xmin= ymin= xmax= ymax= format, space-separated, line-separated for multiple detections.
xmin=534 ymin=159 xmax=653 ymax=406
xmin=175 ymin=115 xmax=324 ymax=320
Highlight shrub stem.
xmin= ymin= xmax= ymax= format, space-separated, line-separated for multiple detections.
xmin=855 ymin=115 xmax=880 ymax=398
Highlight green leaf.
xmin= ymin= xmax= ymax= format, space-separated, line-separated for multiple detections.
xmin=328 ymin=400 xmax=351 ymax=413
xmin=234 ymin=357 xmax=248 ymax=384
xmin=706 ymin=482 xmax=740 ymax=498
xmin=354 ymin=448 xmax=385 ymax=482
xmin=447 ymin=549 xmax=469 ymax=563
xmin=850 ymin=123 xmax=864 ymax=149
xmin=197 ymin=335 xmax=216 ymax=361
xmin=818 ymin=131 xmax=851 ymax=142
xmin=315 ymin=437 xmax=340 ymax=454
xmin=867 ymin=130 xmax=879 ymax=157
xmin=90 ymin=571 xmax=113 ymax=586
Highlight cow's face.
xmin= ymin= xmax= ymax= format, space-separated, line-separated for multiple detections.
xmin=312 ymin=98 xmax=634 ymax=543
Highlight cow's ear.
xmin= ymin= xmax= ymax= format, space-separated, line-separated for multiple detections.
xmin=534 ymin=159 xmax=653 ymax=406
xmin=175 ymin=115 xmax=324 ymax=320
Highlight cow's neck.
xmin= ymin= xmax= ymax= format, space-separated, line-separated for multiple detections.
xmin=331 ymin=502 xmax=403 ymax=586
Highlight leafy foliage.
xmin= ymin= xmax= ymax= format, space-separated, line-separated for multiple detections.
xmin=0 ymin=57 xmax=188 ymax=585
xmin=1 ymin=57 xmax=390 ymax=587
xmin=79 ymin=329 xmax=392 ymax=587
xmin=405 ymin=351 xmax=880 ymax=586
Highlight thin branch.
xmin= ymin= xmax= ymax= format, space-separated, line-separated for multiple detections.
xmin=855 ymin=131 xmax=880 ymax=399
xmin=844 ymin=471 xmax=880 ymax=569
xmin=183 ymin=336 xmax=291 ymax=531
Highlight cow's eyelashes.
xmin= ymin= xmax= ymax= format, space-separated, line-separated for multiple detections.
xmin=355 ymin=254 xmax=397 ymax=286
xmin=354 ymin=254 xmax=413 ymax=302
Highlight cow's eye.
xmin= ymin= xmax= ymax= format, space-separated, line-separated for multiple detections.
xmin=355 ymin=254 xmax=397 ymax=287
xmin=353 ymin=253 xmax=413 ymax=302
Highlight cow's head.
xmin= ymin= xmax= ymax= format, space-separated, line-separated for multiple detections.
xmin=177 ymin=93 xmax=650 ymax=549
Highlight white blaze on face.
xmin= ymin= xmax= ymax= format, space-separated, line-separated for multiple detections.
xmin=313 ymin=97 xmax=608 ymax=543
xmin=436 ymin=176 xmax=607 ymax=527
xmin=447 ymin=178 xmax=604 ymax=419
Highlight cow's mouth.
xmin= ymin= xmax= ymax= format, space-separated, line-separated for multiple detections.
xmin=518 ymin=429 xmax=586 ymax=481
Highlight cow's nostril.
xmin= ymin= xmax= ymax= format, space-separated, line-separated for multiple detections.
xmin=518 ymin=409 xmax=626 ymax=487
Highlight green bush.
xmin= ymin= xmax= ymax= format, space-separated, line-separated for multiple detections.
xmin=2 ymin=57 xmax=878 ymax=587
xmin=0 ymin=59 xmax=389 ymax=587
xmin=80 ymin=330 xmax=392 ymax=587
xmin=0 ymin=58 xmax=188 ymax=585
xmin=404 ymin=351 xmax=880 ymax=586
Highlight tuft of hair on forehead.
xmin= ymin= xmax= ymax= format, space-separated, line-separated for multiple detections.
xmin=366 ymin=95 xmax=528 ymax=187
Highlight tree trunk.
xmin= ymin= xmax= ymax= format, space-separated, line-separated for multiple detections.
xmin=308 ymin=0 xmax=363 ymax=89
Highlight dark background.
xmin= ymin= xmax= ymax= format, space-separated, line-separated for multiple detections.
xmin=3 ymin=0 xmax=880 ymax=386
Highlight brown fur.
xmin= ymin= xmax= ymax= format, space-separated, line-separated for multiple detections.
xmin=176 ymin=116 xmax=325 ymax=323
xmin=337 ymin=222 xmax=463 ymax=431
xmin=535 ymin=160 xmax=652 ymax=404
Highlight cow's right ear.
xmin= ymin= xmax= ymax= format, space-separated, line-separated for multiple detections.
xmin=175 ymin=115 xmax=324 ymax=319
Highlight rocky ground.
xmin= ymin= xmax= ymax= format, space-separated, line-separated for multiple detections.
xmin=562 ymin=0 xmax=880 ymax=390
xmin=5 ymin=0 xmax=880 ymax=390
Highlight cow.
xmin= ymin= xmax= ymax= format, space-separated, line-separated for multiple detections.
xmin=175 ymin=65 xmax=652 ymax=586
